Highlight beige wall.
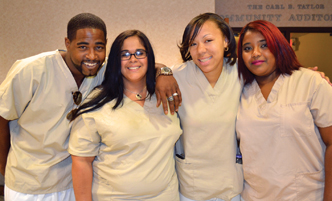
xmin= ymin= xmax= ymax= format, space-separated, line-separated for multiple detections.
xmin=0 ymin=0 xmax=214 ymax=83
xmin=293 ymin=33 xmax=332 ymax=78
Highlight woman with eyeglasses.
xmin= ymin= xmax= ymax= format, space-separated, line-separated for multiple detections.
xmin=236 ymin=20 xmax=332 ymax=200
xmin=68 ymin=30 xmax=182 ymax=201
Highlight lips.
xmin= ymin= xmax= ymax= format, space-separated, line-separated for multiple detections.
xmin=251 ymin=60 xmax=264 ymax=65
xmin=83 ymin=62 xmax=99 ymax=69
xmin=127 ymin=66 xmax=140 ymax=70
xmin=198 ymin=56 xmax=212 ymax=63
xmin=127 ymin=66 xmax=141 ymax=70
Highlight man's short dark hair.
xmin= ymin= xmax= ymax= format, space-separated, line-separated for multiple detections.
xmin=67 ymin=13 xmax=107 ymax=41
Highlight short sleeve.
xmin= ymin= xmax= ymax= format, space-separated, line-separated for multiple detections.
xmin=310 ymin=77 xmax=332 ymax=128
xmin=0 ymin=60 xmax=38 ymax=120
xmin=68 ymin=114 xmax=101 ymax=157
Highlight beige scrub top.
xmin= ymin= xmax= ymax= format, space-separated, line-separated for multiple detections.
xmin=236 ymin=68 xmax=332 ymax=201
xmin=173 ymin=60 xmax=244 ymax=201
xmin=68 ymin=93 xmax=182 ymax=200
xmin=0 ymin=50 xmax=105 ymax=194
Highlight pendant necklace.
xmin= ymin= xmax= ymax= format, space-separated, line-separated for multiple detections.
xmin=124 ymin=86 xmax=146 ymax=100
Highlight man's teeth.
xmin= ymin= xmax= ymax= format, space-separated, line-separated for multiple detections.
xmin=84 ymin=62 xmax=97 ymax=67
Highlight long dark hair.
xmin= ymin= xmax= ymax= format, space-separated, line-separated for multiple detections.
xmin=237 ymin=20 xmax=301 ymax=85
xmin=179 ymin=12 xmax=237 ymax=66
xmin=71 ymin=30 xmax=156 ymax=120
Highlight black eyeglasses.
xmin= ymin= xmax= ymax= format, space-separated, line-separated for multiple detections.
xmin=66 ymin=91 xmax=82 ymax=121
xmin=121 ymin=49 xmax=147 ymax=60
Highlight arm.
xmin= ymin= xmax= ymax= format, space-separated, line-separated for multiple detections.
xmin=0 ymin=116 xmax=10 ymax=176
xmin=319 ymin=126 xmax=332 ymax=201
xmin=71 ymin=155 xmax=95 ymax=201
xmin=155 ymin=63 xmax=182 ymax=115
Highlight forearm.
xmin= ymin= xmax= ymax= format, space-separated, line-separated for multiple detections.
xmin=319 ymin=126 xmax=332 ymax=201
xmin=0 ymin=116 xmax=10 ymax=176
xmin=324 ymin=145 xmax=332 ymax=201
xmin=71 ymin=155 xmax=94 ymax=201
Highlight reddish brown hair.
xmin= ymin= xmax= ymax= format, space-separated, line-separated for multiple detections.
xmin=237 ymin=20 xmax=302 ymax=84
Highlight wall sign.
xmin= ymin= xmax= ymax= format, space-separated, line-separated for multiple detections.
xmin=215 ymin=0 xmax=332 ymax=27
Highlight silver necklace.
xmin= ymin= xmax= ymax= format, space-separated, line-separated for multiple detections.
xmin=124 ymin=86 xmax=146 ymax=100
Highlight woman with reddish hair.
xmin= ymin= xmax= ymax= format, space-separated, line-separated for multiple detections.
xmin=236 ymin=20 xmax=332 ymax=200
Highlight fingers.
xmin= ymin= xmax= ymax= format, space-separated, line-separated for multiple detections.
xmin=159 ymin=90 xmax=169 ymax=115
xmin=155 ymin=91 xmax=161 ymax=108
xmin=319 ymin=71 xmax=326 ymax=78
xmin=155 ymin=75 xmax=183 ymax=115
xmin=325 ymin=76 xmax=332 ymax=86
xmin=175 ymin=86 xmax=182 ymax=107
xmin=308 ymin=66 xmax=318 ymax=71
xmin=167 ymin=92 xmax=175 ymax=115
xmin=172 ymin=86 xmax=181 ymax=113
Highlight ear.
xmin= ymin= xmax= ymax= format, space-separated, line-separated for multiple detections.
xmin=224 ymin=38 xmax=229 ymax=48
xmin=65 ymin=37 xmax=71 ymax=49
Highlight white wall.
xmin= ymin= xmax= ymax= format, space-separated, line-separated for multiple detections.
xmin=0 ymin=0 xmax=215 ymax=83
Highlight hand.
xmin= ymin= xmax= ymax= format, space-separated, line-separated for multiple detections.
xmin=155 ymin=75 xmax=182 ymax=115
xmin=308 ymin=66 xmax=331 ymax=86
xmin=155 ymin=63 xmax=166 ymax=69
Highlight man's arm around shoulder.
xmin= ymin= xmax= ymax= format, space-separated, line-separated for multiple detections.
xmin=0 ymin=116 xmax=10 ymax=176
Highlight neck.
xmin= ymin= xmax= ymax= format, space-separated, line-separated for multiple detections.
xmin=255 ymin=71 xmax=279 ymax=88
xmin=61 ymin=51 xmax=85 ymax=88
xmin=203 ymin=67 xmax=222 ymax=88
xmin=255 ymin=71 xmax=279 ymax=100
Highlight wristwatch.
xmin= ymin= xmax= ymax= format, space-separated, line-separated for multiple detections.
xmin=156 ymin=67 xmax=173 ymax=78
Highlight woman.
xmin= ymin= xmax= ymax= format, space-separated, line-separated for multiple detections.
xmin=236 ymin=20 xmax=332 ymax=200
xmin=68 ymin=30 xmax=182 ymax=200
xmin=172 ymin=13 xmax=243 ymax=201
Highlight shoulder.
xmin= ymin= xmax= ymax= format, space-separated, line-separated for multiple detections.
xmin=224 ymin=58 xmax=239 ymax=74
xmin=171 ymin=60 xmax=195 ymax=72
xmin=290 ymin=67 xmax=324 ymax=84
xmin=171 ymin=60 xmax=195 ymax=79
xmin=8 ymin=50 xmax=61 ymax=75
xmin=284 ymin=67 xmax=330 ymax=95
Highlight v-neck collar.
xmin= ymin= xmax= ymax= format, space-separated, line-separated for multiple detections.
xmin=188 ymin=60 xmax=228 ymax=102
xmin=251 ymin=74 xmax=285 ymax=105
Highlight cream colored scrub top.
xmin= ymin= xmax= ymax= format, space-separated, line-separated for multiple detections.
xmin=236 ymin=68 xmax=332 ymax=200
xmin=173 ymin=60 xmax=244 ymax=201
xmin=0 ymin=50 xmax=105 ymax=194
xmin=69 ymin=93 xmax=182 ymax=200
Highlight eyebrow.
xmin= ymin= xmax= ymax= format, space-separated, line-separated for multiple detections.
xmin=243 ymin=39 xmax=266 ymax=46
xmin=202 ymin=34 xmax=212 ymax=38
xmin=76 ymin=42 xmax=106 ymax=46
xmin=77 ymin=42 xmax=89 ymax=46
xmin=121 ymin=48 xmax=145 ymax=52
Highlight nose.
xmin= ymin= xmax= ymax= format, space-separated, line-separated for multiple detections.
xmin=86 ymin=49 xmax=97 ymax=60
xmin=197 ymin=43 xmax=206 ymax=54
xmin=129 ymin=54 xmax=138 ymax=62
xmin=252 ymin=46 xmax=261 ymax=58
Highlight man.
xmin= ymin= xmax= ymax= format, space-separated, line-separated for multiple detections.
xmin=0 ymin=13 xmax=107 ymax=200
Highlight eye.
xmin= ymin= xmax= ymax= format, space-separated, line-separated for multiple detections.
xmin=205 ymin=39 xmax=213 ymax=43
xmin=261 ymin=43 xmax=268 ymax=48
xmin=78 ymin=46 xmax=87 ymax=50
xmin=243 ymin=46 xmax=252 ymax=52
xmin=190 ymin=42 xmax=197 ymax=47
xmin=135 ymin=50 xmax=145 ymax=56
xmin=95 ymin=46 xmax=104 ymax=51
xmin=121 ymin=51 xmax=130 ymax=58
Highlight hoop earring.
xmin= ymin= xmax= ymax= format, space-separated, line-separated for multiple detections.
xmin=225 ymin=47 xmax=229 ymax=51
